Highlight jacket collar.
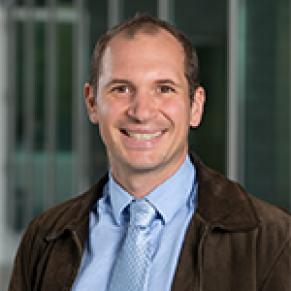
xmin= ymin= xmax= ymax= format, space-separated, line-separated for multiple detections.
xmin=44 ymin=175 xmax=107 ymax=242
xmin=45 ymin=153 xmax=259 ymax=242
xmin=191 ymin=153 xmax=259 ymax=231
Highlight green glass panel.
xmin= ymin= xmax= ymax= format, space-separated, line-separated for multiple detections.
xmin=87 ymin=0 xmax=109 ymax=182
xmin=242 ymin=0 xmax=290 ymax=209
xmin=175 ymin=0 xmax=227 ymax=173
xmin=123 ymin=0 xmax=157 ymax=19
xmin=35 ymin=22 xmax=46 ymax=151
xmin=56 ymin=23 xmax=73 ymax=151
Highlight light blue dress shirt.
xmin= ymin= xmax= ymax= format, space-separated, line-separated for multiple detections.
xmin=72 ymin=155 xmax=197 ymax=291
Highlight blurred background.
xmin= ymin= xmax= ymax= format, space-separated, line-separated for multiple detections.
xmin=0 ymin=0 xmax=290 ymax=289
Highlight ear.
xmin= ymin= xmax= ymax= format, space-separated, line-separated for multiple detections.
xmin=84 ymin=82 xmax=99 ymax=124
xmin=189 ymin=86 xmax=206 ymax=128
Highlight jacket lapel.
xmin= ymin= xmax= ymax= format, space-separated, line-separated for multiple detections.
xmin=170 ymin=154 xmax=259 ymax=290
xmin=171 ymin=213 xmax=205 ymax=291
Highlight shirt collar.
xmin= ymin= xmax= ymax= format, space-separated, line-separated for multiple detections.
xmin=146 ymin=155 xmax=196 ymax=224
xmin=108 ymin=155 xmax=196 ymax=225
xmin=108 ymin=174 xmax=133 ymax=225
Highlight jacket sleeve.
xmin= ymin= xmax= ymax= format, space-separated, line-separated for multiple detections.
xmin=261 ymin=236 xmax=291 ymax=291
xmin=8 ymin=218 xmax=42 ymax=291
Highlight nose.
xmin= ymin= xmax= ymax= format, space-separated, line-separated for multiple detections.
xmin=127 ymin=90 xmax=157 ymax=122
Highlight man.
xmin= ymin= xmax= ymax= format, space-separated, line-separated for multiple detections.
xmin=9 ymin=14 xmax=290 ymax=291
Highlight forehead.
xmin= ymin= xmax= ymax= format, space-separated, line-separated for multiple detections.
xmin=101 ymin=29 xmax=186 ymax=71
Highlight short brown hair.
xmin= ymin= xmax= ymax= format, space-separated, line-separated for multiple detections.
xmin=89 ymin=13 xmax=200 ymax=98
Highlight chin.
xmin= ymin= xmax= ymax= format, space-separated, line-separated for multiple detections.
xmin=124 ymin=155 xmax=176 ymax=174
xmin=119 ymin=154 xmax=163 ymax=171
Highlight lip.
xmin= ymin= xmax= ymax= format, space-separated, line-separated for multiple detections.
xmin=119 ymin=128 xmax=167 ymax=148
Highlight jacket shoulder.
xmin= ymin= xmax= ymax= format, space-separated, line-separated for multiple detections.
xmin=32 ymin=192 xmax=91 ymax=235
xmin=248 ymin=194 xmax=290 ymax=234
xmin=247 ymin=194 xmax=290 ymax=289
xmin=26 ymin=177 xmax=106 ymax=241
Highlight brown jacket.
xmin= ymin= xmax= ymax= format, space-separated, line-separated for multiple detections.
xmin=8 ymin=156 xmax=291 ymax=291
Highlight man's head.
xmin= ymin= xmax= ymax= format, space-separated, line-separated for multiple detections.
xmin=85 ymin=14 xmax=205 ymax=193
xmin=89 ymin=14 xmax=200 ymax=99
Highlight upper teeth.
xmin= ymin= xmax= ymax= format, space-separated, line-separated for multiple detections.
xmin=127 ymin=131 xmax=162 ymax=140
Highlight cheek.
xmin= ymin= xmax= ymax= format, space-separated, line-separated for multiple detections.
xmin=161 ymin=98 xmax=191 ymax=123
xmin=97 ymin=98 xmax=125 ymax=120
xmin=97 ymin=99 xmax=126 ymax=138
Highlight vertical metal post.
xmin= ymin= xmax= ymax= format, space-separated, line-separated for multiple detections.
xmin=227 ymin=0 xmax=238 ymax=181
xmin=72 ymin=0 xmax=89 ymax=194
xmin=6 ymin=1 xmax=17 ymax=231
xmin=0 ymin=2 xmax=8 ymax=271
xmin=3 ymin=2 xmax=23 ymax=288
xmin=108 ymin=0 xmax=122 ymax=28
xmin=23 ymin=0 xmax=36 ymax=224
xmin=227 ymin=0 xmax=246 ymax=182
xmin=44 ymin=0 xmax=57 ymax=207
xmin=289 ymin=0 xmax=291 ymax=208
xmin=158 ymin=0 xmax=173 ymax=21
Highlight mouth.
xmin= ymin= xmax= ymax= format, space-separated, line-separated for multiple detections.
xmin=120 ymin=129 xmax=165 ymax=140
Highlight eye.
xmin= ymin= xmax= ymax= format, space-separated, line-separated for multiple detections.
xmin=157 ymin=85 xmax=176 ymax=94
xmin=110 ymin=85 xmax=130 ymax=94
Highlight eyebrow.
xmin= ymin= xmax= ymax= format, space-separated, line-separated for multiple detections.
xmin=104 ymin=79 xmax=133 ymax=88
xmin=104 ymin=78 xmax=182 ymax=89
xmin=155 ymin=79 xmax=182 ymax=88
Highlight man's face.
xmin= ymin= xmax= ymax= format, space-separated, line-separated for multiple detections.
xmin=85 ymin=30 xmax=204 ymax=180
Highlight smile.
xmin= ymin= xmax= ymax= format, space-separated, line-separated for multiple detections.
xmin=121 ymin=129 xmax=164 ymax=140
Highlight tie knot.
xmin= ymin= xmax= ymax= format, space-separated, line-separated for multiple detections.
xmin=129 ymin=200 xmax=156 ymax=228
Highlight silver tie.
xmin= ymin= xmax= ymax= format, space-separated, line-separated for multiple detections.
xmin=108 ymin=199 xmax=156 ymax=291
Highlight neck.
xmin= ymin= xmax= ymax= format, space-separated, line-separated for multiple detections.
xmin=110 ymin=156 xmax=187 ymax=198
